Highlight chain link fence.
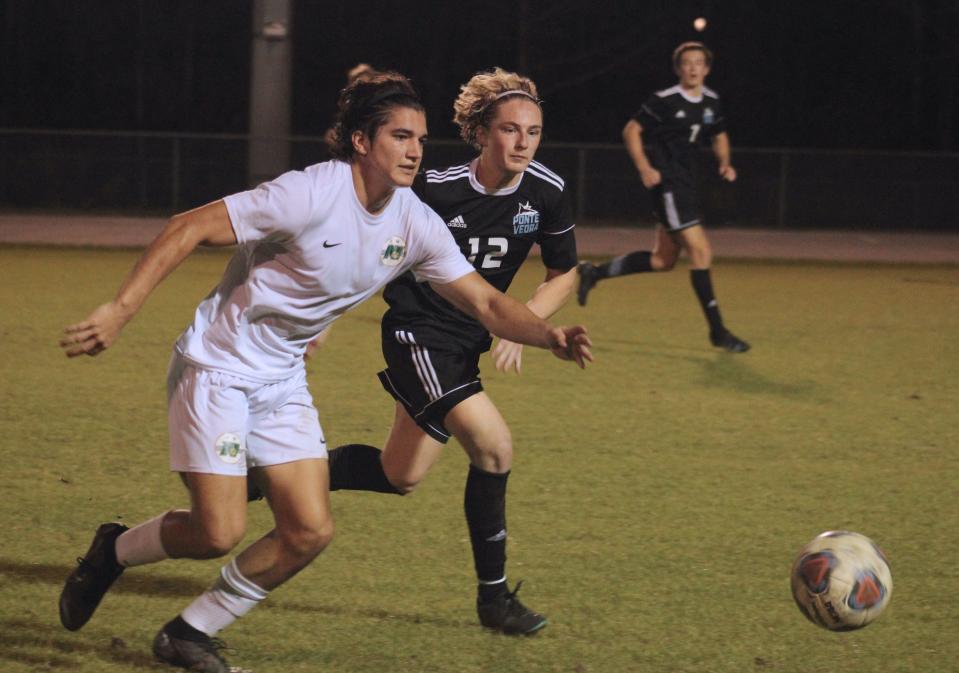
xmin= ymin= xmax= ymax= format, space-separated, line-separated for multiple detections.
xmin=2 ymin=129 xmax=957 ymax=231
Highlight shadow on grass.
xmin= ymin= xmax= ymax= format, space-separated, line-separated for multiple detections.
xmin=0 ymin=558 xmax=468 ymax=630
xmin=0 ymin=558 xmax=209 ymax=597
xmin=0 ymin=617 xmax=159 ymax=670
xmin=699 ymin=355 xmax=820 ymax=398
xmin=274 ymin=599 xmax=472 ymax=630
xmin=597 ymin=337 xmax=821 ymax=399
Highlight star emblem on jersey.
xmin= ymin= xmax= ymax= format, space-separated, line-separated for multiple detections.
xmin=446 ymin=215 xmax=467 ymax=228
xmin=380 ymin=236 xmax=407 ymax=266
xmin=512 ymin=201 xmax=540 ymax=235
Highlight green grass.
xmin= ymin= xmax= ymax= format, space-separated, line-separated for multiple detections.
xmin=2 ymin=246 xmax=958 ymax=673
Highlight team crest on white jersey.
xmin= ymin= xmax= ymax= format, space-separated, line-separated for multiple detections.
xmin=214 ymin=432 xmax=245 ymax=465
xmin=703 ymin=107 xmax=715 ymax=124
xmin=380 ymin=236 xmax=407 ymax=266
xmin=447 ymin=215 xmax=467 ymax=228
xmin=513 ymin=201 xmax=539 ymax=234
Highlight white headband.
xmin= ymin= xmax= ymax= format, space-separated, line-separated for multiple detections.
xmin=492 ymin=89 xmax=540 ymax=104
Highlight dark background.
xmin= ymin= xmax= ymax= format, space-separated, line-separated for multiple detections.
xmin=2 ymin=0 xmax=958 ymax=151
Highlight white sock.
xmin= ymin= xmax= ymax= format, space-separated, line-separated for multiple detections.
xmin=180 ymin=559 xmax=269 ymax=636
xmin=115 ymin=512 xmax=170 ymax=567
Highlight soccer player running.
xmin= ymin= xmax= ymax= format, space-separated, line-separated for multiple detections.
xmin=57 ymin=72 xmax=591 ymax=673
xmin=321 ymin=68 xmax=578 ymax=635
xmin=577 ymin=42 xmax=750 ymax=353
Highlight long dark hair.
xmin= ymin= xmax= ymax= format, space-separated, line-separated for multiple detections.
xmin=328 ymin=71 xmax=424 ymax=160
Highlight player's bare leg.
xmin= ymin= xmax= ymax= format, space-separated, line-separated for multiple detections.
xmin=675 ymin=225 xmax=749 ymax=352
xmin=380 ymin=403 xmax=446 ymax=492
xmin=59 ymin=474 xmax=248 ymax=634
xmin=577 ymin=224 xmax=679 ymax=305
xmin=443 ymin=394 xmax=547 ymax=635
xmin=154 ymin=459 xmax=333 ymax=672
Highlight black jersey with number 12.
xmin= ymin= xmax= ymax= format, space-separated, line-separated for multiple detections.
xmin=382 ymin=159 xmax=577 ymax=351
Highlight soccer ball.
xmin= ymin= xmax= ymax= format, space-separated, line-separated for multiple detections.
xmin=790 ymin=530 xmax=893 ymax=631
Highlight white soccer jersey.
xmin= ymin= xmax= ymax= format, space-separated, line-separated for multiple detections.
xmin=175 ymin=160 xmax=474 ymax=382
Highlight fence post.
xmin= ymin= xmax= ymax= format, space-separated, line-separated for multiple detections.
xmin=171 ymin=136 xmax=181 ymax=213
xmin=777 ymin=150 xmax=789 ymax=228
xmin=576 ymin=147 xmax=587 ymax=222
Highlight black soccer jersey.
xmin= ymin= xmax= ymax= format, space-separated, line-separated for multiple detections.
xmin=633 ymin=85 xmax=726 ymax=188
xmin=382 ymin=159 xmax=577 ymax=351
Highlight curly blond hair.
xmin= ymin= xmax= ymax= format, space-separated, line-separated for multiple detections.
xmin=452 ymin=68 xmax=540 ymax=150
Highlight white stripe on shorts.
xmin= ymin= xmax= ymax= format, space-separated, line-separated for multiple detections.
xmin=663 ymin=191 xmax=682 ymax=230
xmin=396 ymin=330 xmax=443 ymax=400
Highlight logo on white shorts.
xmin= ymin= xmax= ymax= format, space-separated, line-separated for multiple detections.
xmin=380 ymin=236 xmax=407 ymax=266
xmin=214 ymin=432 xmax=245 ymax=464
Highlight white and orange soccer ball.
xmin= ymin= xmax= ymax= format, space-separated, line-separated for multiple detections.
xmin=790 ymin=531 xmax=893 ymax=631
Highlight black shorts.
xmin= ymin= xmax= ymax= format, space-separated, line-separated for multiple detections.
xmin=378 ymin=327 xmax=484 ymax=443
xmin=651 ymin=184 xmax=701 ymax=232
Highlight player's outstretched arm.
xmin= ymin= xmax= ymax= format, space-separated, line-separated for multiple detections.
xmin=492 ymin=266 xmax=577 ymax=374
xmin=59 ymin=200 xmax=237 ymax=357
xmin=623 ymin=119 xmax=661 ymax=189
xmin=431 ymin=271 xmax=593 ymax=369
xmin=712 ymin=132 xmax=737 ymax=181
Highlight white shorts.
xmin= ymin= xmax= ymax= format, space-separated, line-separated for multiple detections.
xmin=166 ymin=352 xmax=327 ymax=475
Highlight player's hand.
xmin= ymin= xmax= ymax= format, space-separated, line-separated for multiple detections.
xmin=60 ymin=301 xmax=131 ymax=357
xmin=719 ymin=164 xmax=737 ymax=182
xmin=639 ymin=167 xmax=662 ymax=189
xmin=492 ymin=338 xmax=524 ymax=374
xmin=547 ymin=325 xmax=593 ymax=369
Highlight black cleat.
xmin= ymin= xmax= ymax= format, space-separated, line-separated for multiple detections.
xmin=476 ymin=581 xmax=548 ymax=635
xmin=711 ymin=330 xmax=751 ymax=353
xmin=577 ymin=262 xmax=599 ymax=306
xmin=153 ymin=625 xmax=235 ymax=673
xmin=59 ymin=522 xmax=128 ymax=631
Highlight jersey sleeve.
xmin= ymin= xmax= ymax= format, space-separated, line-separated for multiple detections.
xmin=537 ymin=188 xmax=577 ymax=271
xmin=223 ymin=169 xmax=314 ymax=244
xmin=408 ymin=204 xmax=474 ymax=285
xmin=706 ymin=96 xmax=727 ymax=138
xmin=633 ymin=93 xmax=667 ymax=131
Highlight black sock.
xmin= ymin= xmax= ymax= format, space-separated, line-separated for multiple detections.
xmin=690 ymin=269 xmax=726 ymax=336
xmin=464 ymin=465 xmax=509 ymax=587
xmin=328 ymin=444 xmax=403 ymax=495
xmin=164 ymin=615 xmax=209 ymax=642
xmin=478 ymin=579 xmax=508 ymax=602
xmin=597 ymin=251 xmax=653 ymax=279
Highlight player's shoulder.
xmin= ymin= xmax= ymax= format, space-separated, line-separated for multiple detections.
xmin=295 ymin=159 xmax=353 ymax=201
xmin=397 ymin=185 xmax=445 ymax=225
xmin=654 ymin=84 xmax=685 ymax=99
xmin=702 ymin=86 xmax=720 ymax=100
xmin=424 ymin=162 xmax=471 ymax=185
xmin=523 ymin=160 xmax=566 ymax=195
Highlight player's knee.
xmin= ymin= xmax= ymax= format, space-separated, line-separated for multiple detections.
xmin=195 ymin=527 xmax=245 ymax=559
xmin=385 ymin=471 xmax=420 ymax=495
xmin=282 ymin=519 xmax=335 ymax=561
xmin=472 ymin=433 xmax=513 ymax=474
xmin=652 ymin=253 xmax=677 ymax=271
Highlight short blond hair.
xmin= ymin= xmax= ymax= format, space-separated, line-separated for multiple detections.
xmin=452 ymin=68 xmax=540 ymax=150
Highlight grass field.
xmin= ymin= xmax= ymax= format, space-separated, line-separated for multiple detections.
xmin=2 ymin=245 xmax=958 ymax=673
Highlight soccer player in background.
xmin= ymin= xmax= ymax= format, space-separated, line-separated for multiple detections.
xmin=322 ymin=68 xmax=578 ymax=635
xmin=57 ymin=72 xmax=591 ymax=673
xmin=577 ymin=42 xmax=750 ymax=353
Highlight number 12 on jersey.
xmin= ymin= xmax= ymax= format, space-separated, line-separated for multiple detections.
xmin=467 ymin=237 xmax=508 ymax=269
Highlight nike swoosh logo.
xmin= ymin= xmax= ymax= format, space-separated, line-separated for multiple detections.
xmin=323 ymin=241 xmax=342 ymax=248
